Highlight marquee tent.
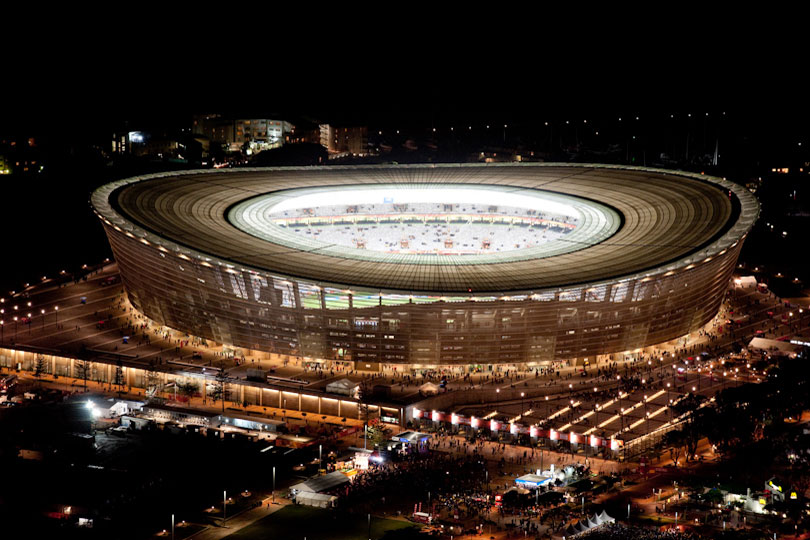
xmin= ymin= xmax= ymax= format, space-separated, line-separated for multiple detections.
xmin=562 ymin=510 xmax=615 ymax=537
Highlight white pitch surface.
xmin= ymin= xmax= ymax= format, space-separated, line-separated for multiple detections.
xmin=271 ymin=202 xmax=578 ymax=255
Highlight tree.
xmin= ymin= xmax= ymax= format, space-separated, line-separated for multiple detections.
xmin=178 ymin=381 xmax=199 ymax=403
xmin=114 ymin=359 xmax=124 ymax=390
xmin=33 ymin=354 xmax=47 ymax=382
xmin=210 ymin=363 xmax=228 ymax=412
xmin=75 ymin=358 xmax=90 ymax=390
xmin=670 ymin=393 xmax=707 ymax=461
xmin=366 ymin=424 xmax=392 ymax=449
xmin=358 ymin=378 xmax=373 ymax=425
xmin=663 ymin=429 xmax=686 ymax=467
xmin=145 ymin=360 xmax=162 ymax=398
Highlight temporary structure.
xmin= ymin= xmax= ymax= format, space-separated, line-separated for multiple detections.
xmin=562 ymin=511 xmax=615 ymax=537
xmin=294 ymin=491 xmax=337 ymax=508
xmin=290 ymin=471 xmax=350 ymax=493
xmin=325 ymin=379 xmax=360 ymax=398
xmin=747 ymin=337 xmax=801 ymax=357
xmin=733 ymin=276 xmax=758 ymax=289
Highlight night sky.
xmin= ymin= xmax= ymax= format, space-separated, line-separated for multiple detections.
xmin=1 ymin=33 xmax=806 ymax=296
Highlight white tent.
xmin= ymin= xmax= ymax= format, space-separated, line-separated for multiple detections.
xmin=596 ymin=510 xmax=615 ymax=524
xmin=419 ymin=382 xmax=440 ymax=395
xmin=733 ymin=276 xmax=758 ymax=289
xmin=562 ymin=512 xmax=615 ymax=537
xmin=291 ymin=471 xmax=351 ymax=494
xmin=295 ymin=491 xmax=337 ymax=508
xmin=748 ymin=337 xmax=801 ymax=356
xmin=326 ymin=379 xmax=360 ymax=398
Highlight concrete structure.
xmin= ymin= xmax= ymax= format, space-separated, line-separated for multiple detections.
xmin=91 ymin=163 xmax=758 ymax=370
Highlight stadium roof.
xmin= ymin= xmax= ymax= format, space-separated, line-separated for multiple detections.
xmin=91 ymin=163 xmax=758 ymax=294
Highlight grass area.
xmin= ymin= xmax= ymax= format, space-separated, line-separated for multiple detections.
xmin=223 ymin=505 xmax=419 ymax=540
xmin=149 ymin=522 xmax=207 ymax=540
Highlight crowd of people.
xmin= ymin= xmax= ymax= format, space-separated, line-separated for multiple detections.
xmin=335 ymin=451 xmax=488 ymax=516
xmin=578 ymin=522 xmax=704 ymax=540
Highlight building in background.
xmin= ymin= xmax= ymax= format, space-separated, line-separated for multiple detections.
xmin=287 ymin=122 xmax=321 ymax=145
xmin=110 ymin=131 xmax=192 ymax=162
xmin=193 ymin=114 xmax=293 ymax=155
xmin=319 ymin=124 xmax=369 ymax=156
xmin=0 ymin=136 xmax=43 ymax=175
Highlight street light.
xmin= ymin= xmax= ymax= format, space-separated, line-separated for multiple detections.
xmin=223 ymin=490 xmax=227 ymax=524
xmin=54 ymin=306 xmax=58 ymax=327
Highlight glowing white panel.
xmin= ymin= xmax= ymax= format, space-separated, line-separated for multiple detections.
xmin=270 ymin=186 xmax=581 ymax=217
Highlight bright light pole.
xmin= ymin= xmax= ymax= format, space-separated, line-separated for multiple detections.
xmin=272 ymin=466 xmax=276 ymax=503
xmin=41 ymin=309 xmax=45 ymax=330
xmin=54 ymin=306 xmax=58 ymax=327
xmin=223 ymin=490 xmax=227 ymax=524
xmin=171 ymin=514 xmax=175 ymax=540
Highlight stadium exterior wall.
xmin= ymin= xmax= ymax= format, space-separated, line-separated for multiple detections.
xmin=93 ymin=164 xmax=756 ymax=368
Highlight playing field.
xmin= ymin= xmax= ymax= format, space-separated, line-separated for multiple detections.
xmin=223 ymin=505 xmax=419 ymax=540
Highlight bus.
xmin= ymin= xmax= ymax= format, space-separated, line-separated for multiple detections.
xmin=0 ymin=374 xmax=18 ymax=393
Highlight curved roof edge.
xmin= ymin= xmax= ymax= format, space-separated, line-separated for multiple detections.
xmin=90 ymin=163 xmax=759 ymax=296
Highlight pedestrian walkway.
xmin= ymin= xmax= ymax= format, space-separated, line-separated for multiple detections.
xmin=193 ymin=498 xmax=289 ymax=540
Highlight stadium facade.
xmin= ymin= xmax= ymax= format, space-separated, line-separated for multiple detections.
xmin=91 ymin=164 xmax=758 ymax=370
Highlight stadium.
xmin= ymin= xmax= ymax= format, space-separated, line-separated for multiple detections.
xmin=91 ymin=163 xmax=758 ymax=371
